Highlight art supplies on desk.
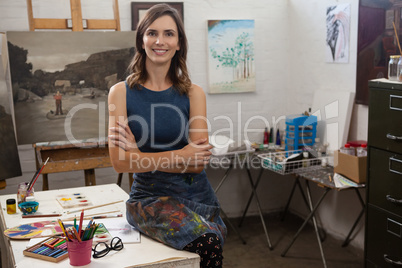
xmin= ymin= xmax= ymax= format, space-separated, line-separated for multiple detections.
xmin=56 ymin=193 xmax=92 ymax=209
xmin=23 ymin=235 xmax=68 ymax=263
xmin=58 ymin=211 xmax=97 ymax=266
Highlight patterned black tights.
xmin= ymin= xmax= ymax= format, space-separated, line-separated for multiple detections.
xmin=183 ymin=233 xmax=223 ymax=268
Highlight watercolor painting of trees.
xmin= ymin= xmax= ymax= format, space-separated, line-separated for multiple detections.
xmin=208 ymin=20 xmax=255 ymax=94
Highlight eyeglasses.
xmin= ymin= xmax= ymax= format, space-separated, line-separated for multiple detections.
xmin=92 ymin=237 xmax=124 ymax=258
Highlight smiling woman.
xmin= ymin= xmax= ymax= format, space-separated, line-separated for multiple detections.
xmin=108 ymin=3 xmax=226 ymax=268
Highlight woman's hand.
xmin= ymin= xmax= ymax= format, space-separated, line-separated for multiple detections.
xmin=177 ymin=138 xmax=213 ymax=168
xmin=108 ymin=121 xmax=138 ymax=152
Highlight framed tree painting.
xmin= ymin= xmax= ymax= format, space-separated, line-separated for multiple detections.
xmin=207 ymin=20 xmax=255 ymax=94
xmin=131 ymin=2 xmax=184 ymax=30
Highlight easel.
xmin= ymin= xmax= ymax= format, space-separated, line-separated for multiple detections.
xmin=27 ymin=0 xmax=132 ymax=190
xmin=26 ymin=0 xmax=120 ymax=31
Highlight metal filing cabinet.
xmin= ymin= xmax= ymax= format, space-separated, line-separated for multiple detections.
xmin=365 ymin=79 xmax=402 ymax=267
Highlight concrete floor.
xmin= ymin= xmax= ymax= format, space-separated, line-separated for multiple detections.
xmin=223 ymin=214 xmax=364 ymax=268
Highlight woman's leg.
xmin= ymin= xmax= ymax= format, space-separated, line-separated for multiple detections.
xmin=183 ymin=233 xmax=223 ymax=268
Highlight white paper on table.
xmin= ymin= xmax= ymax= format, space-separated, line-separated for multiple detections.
xmin=333 ymin=173 xmax=358 ymax=188
xmin=99 ymin=218 xmax=141 ymax=243
xmin=26 ymin=237 xmax=48 ymax=248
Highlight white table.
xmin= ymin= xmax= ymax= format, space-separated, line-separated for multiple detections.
xmin=0 ymin=184 xmax=199 ymax=268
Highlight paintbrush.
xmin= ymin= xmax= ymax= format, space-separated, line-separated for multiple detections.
xmin=28 ymin=157 xmax=49 ymax=192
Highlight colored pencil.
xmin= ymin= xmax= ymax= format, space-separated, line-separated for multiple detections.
xmin=57 ymin=219 xmax=67 ymax=238
xmin=78 ymin=209 xmax=84 ymax=235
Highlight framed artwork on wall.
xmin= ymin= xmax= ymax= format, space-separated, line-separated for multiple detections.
xmin=207 ymin=20 xmax=255 ymax=94
xmin=326 ymin=3 xmax=350 ymax=63
xmin=131 ymin=2 xmax=184 ymax=30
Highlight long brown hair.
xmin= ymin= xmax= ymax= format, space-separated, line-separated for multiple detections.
xmin=126 ymin=4 xmax=191 ymax=95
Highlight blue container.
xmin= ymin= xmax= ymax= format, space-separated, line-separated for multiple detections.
xmin=285 ymin=114 xmax=317 ymax=151
xmin=18 ymin=201 xmax=39 ymax=215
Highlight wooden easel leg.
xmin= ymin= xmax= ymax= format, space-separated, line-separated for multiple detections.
xmin=0 ymin=180 xmax=6 ymax=190
xmin=42 ymin=174 xmax=49 ymax=191
xmin=84 ymin=169 xmax=96 ymax=186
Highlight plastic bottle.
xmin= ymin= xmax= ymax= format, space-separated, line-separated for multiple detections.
xmin=340 ymin=143 xmax=355 ymax=156
xmin=269 ymin=127 xmax=274 ymax=144
xmin=356 ymin=144 xmax=367 ymax=157
xmin=263 ymin=128 xmax=269 ymax=145
xmin=302 ymin=151 xmax=310 ymax=167
xmin=275 ymin=129 xmax=281 ymax=146
xmin=312 ymin=138 xmax=323 ymax=157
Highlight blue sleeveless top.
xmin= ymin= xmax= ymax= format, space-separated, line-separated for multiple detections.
xmin=126 ymin=83 xmax=189 ymax=152
xmin=124 ymin=82 xmax=227 ymax=250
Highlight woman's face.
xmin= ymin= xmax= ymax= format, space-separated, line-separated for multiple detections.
xmin=142 ymin=15 xmax=180 ymax=66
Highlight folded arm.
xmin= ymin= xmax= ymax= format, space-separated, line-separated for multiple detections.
xmin=108 ymin=82 xmax=211 ymax=174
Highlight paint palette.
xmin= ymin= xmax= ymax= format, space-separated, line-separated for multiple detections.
xmin=4 ymin=220 xmax=73 ymax=240
xmin=56 ymin=193 xmax=92 ymax=209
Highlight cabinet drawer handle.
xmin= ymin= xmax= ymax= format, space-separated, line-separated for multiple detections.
xmin=390 ymin=157 xmax=402 ymax=175
xmin=386 ymin=195 xmax=402 ymax=204
xmin=384 ymin=254 xmax=402 ymax=266
xmin=387 ymin=133 xmax=402 ymax=141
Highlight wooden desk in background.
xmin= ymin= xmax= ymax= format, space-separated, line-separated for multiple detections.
xmin=33 ymin=139 xmax=133 ymax=190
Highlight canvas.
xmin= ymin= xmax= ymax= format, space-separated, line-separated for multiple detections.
xmin=7 ymin=31 xmax=136 ymax=145
xmin=207 ymin=20 xmax=255 ymax=94
xmin=0 ymin=33 xmax=22 ymax=180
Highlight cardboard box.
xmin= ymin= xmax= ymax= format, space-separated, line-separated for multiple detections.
xmin=334 ymin=150 xmax=367 ymax=184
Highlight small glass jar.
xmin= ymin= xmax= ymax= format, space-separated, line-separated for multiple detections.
xmin=398 ymin=56 xmax=402 ymax=82
xmin=388 ymin=55 xmax=401 ymax=81
xmin=17 ymin=182 xmax=34 ymax=204
xmin=6 ymin=199 xmax=16 ymax=214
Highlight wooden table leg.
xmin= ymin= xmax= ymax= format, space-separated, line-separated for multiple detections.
xmin=0 ymin=180 xmax=6 ymax=190
xmin=117 ymin=173 xmax=123 ymax=186
xmin=42 ymin=174 xmax=49 ymax=191
xmin=84 ymin=169 xmax=96 ymax=186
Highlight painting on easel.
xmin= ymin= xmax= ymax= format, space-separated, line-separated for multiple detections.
xmin=207 ymin=20 xmax=255 ymax=94
xmin=7 ymin=31 xmax=136 ymax=145
xmin=0 ymin=33 xmax=22 ymax=180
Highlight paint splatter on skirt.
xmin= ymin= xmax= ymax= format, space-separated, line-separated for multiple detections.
xmin=126 ymin=170 xmax=227 ymax=249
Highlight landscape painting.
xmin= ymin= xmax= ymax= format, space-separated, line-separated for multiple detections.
xmin=208 ymin=20 xmax=255 ymax=94
xmin=7 ymin=31 xmax=136 ymax=145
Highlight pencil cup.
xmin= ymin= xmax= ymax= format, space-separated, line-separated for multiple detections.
xmin=67 ymin=239 xmax=93 ymax=266
xmin=17 ymin=182 xmax=34 ymax=205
